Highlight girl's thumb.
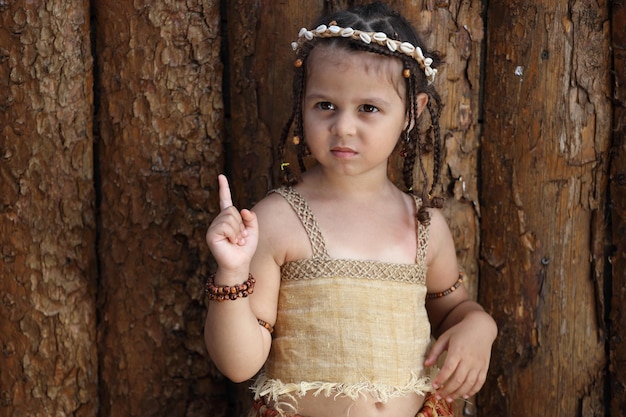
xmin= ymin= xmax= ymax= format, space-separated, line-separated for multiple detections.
xmin=424 ymin=336 xmax=447 ymax=366
xmin=240 ymin=209 xmax=257 ymax=230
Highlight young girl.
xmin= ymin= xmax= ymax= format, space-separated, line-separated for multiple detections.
xmin=204 ymin=2 xmax=497 ymax=417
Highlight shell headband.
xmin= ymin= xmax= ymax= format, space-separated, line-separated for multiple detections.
xmin=291 ymin=22 xmax=437 ymax=84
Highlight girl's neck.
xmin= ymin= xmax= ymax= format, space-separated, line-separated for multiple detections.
xmin=300 ymin=166 xmax=397 ymax=201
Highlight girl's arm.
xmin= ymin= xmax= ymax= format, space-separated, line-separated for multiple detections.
xmin=204 ymin=254 xmax=279 ymax=382
xmin=203 ymin=175 xmax=280 ymax=382
xmin=424 ymin=208 xmax=498 ymax=403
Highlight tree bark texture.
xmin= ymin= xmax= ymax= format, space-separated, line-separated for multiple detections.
xmin=480 ymin=1 xmax=611 ymax=416
xmin=610 ymin=1 xmax=626 ymax=414
xmin=92 ymin=1 xmax=224 ymax=416
xmin=0 ymin=1 xmax=622 ymax=416
xmin=226 ymin=1 xmax=484 ymax=415
xmin=0 ymin=1 xmax=98 ymax=416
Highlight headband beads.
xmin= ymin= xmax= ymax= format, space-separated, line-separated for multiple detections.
xmin=291 ymin=23 xmax=437 ymax=84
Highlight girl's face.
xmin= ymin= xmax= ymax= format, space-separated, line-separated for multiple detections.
xmin=302 ymin=44 xmax=426 ymax=180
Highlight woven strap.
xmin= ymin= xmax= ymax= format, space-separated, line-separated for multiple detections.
xmin=414 ymin=195 xmax=429 ymax=267
xmin=271 ymin=187 xmax=429 ymax=266
xmin=272 ymin=187 xmax=429 ymax=266
xmin=270 ymin=187 xmax=330 ymax=259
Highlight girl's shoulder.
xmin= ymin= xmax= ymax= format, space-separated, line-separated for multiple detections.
xmin=252 ymin=189 xmax=297 ymax=225
xmin=425 ymin=206 xmax=448 ymax=228
xmin=422 ymin=206 xmax=455 ymax=265
xmin=252 ymin=188 xmax=313 ymax=265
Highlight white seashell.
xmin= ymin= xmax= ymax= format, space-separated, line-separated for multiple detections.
xmin=359 ymin=32 xmax=372 ymax=44
xmin=316 ymin=24 xmax=327 ymax=33
xmin=415 ymin=47 xmax=425 ymax=61
xmin=386 ymin=39 xmax=398 ymax=52
xmin=400 ymin=42 xmax=415 ymax=54
xmin=373 ymin=32 xmax=387 ymax=42
xmin=291 ymin=42 xmax=298 ymax=51
xmin=341 ymin=27 xmax=354 ymax=37
xmin=425 ymin=67 xmax=437 ymax=83
xmin=304 ymin=30 xmax=314 ymax=40
xmin=299 ymin=28 xmax=308 ymax=38
xmin=329 ymin=25 xmax=341 ymax=34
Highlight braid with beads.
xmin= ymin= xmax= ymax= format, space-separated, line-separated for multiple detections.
xmin=277 ymin=1 xmax=444 ymax=225
xmin=278 ymin=40 xmax=314 ymax=186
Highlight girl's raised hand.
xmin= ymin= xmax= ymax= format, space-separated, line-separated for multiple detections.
xmin=205 ymin=174 xmax=258 ymax=272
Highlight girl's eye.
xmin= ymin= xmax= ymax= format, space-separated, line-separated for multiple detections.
xmin=361 ymin=104 xmax=379 ymax=113
xmin=317 ymin=102 xmax=335 ymax=110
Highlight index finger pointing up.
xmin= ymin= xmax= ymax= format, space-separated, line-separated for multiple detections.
xmin=218 ymin=174 xmax=233 ymax=210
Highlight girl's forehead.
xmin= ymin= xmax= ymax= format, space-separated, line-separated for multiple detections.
xmin=307 ymin=44 xmax=406 ymax=95
xmin=308 ymin=44 xmax=403 ymax=75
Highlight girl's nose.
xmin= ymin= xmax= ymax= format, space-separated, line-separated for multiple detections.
xmin=330 ymin=111 xmax=357 ymax=137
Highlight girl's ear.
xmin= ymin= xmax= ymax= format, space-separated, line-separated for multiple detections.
xmin=404 ymin=92 xmax=429 ymax=130
xmin=416 ymin=92 xmax=429 ymax=117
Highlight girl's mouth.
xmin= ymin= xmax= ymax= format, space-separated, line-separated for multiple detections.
xmin=331 ymin=147 xmax=357 ymax=158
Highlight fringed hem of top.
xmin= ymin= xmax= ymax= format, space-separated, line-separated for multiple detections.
xmin=250 ymin=372 xmax=434 ymax=416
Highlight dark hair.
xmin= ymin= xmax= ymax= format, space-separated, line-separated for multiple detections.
xmin=278 ymin=1 xmax=444 ymax=224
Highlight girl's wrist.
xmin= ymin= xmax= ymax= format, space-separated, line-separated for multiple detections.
xmin=212 ymin=267 xmax=252 ymax=285
xmin=465 ymin=309 xmax=498 ymax=339
xmin=205 ymin=272 xmax=256 ymax=302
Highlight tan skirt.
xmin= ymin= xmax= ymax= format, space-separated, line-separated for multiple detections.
xmin=249 ymin=392 xmax=454 ymax=417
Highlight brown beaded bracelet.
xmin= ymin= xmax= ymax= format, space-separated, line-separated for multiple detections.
xmin=205 ymin=273 xmax=255 ymax=302
xmin=257 ymin=319 xmax=274 ymax=334
xmin=426 ymin=272 xmax=464 ymax=300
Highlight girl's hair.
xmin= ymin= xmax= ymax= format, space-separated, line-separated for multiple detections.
xmin=278 ymin=1 xmax=444 ymax=224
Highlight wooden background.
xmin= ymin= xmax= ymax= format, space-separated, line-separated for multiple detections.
xmin=0 ymin=0 xmax=623 ymax=416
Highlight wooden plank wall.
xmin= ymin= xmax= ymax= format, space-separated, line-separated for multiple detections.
xmin=0 ymin=1 xmax=98 ymax=415
xmin=92 ymin=0 xmax=224 ymax=415
xmin=610 ymin=0 xmax=626 ymax=415
xmin=0 ymin=1 xmax=623 ymax=416
xmin=479 ymin=0 xmax=611 ymax=415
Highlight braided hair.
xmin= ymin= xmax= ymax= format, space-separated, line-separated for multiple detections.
xmin=278 ymin=1 xmax=444 ymax=225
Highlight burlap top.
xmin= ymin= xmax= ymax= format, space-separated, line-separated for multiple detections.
xmin=251 ymin=186 xmax=433 ymax=408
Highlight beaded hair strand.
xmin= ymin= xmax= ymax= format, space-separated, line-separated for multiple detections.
xmin=278 ymin=40 xmax=314 ymax=186
xmin=401 ymin=67 xmax=420 ymax=191
xmin=277 ymin=2 xmax=444 ymax=223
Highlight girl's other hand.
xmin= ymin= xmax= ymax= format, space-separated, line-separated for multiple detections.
xmin=424 ymin=310 xmax=496 ymax=403
xmin=205 ymin=174 xmax=258 ymax=272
